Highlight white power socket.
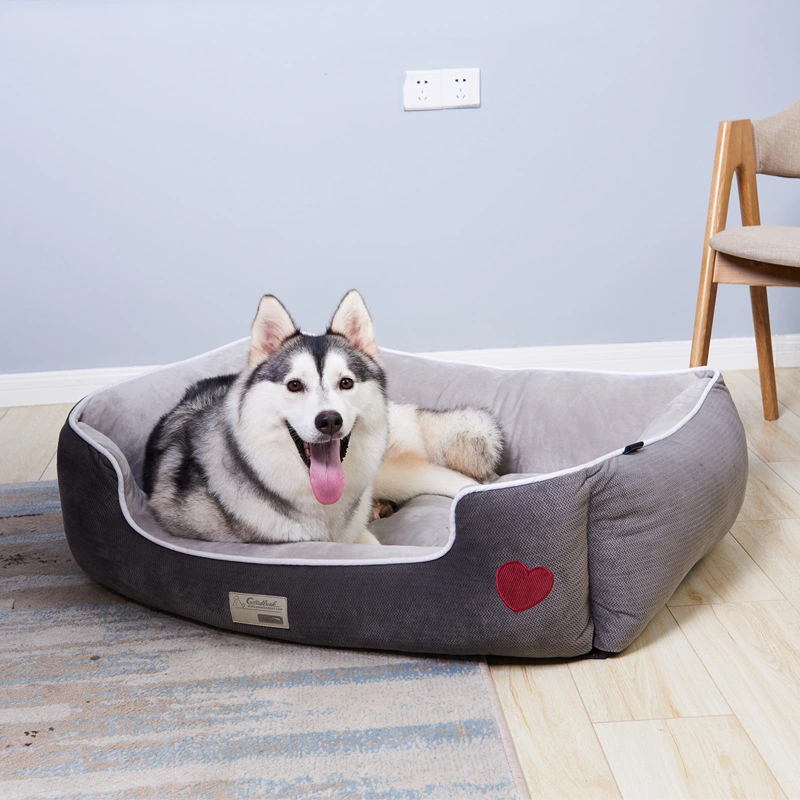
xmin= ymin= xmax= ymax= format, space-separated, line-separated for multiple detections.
xmin=441 ymin=68 xmax=480 ymax=109
xmin=403 ymin=68 xmax=480 ymax=111
xmin=403 ymin=70 xmax=443 ymax=111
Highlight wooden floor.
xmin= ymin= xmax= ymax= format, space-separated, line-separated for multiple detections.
xmin=2 ymin=369 xmax=800 ymax=799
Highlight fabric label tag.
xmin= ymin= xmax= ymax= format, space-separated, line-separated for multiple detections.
xmin=229 ymin=592 xmax=289 ymax=629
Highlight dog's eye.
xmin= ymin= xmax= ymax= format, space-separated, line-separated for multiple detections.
xmin=286 ymin=380 xmax=303 ymax=393
xmin=339 ymin=377 xmax=354 ymax=391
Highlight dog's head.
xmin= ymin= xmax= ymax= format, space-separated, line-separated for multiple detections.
xmin=239 ymin=290 xmax=388 ymax=505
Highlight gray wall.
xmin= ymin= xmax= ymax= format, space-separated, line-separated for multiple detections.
xmin=2 ymin=0 xmax=799 ymax=373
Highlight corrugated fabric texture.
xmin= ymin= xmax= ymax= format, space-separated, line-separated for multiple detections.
xmin=585 ymin=379 xmax=748 ymax=652
xmin=453 ymin=476 xmax=593 ymax=657
xmin=0 ymin=483 xmax=523 ymax=800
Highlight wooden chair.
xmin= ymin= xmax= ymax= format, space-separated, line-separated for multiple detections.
xmin=690 ymin=99 xmax=800 ymax=420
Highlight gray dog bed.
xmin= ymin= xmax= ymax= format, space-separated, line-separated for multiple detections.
xmin=57 ymin=341 xmax=747 ymax=658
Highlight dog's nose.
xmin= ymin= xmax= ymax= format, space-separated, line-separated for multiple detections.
xmin=315 ymin=411 xmax=343 ymax=436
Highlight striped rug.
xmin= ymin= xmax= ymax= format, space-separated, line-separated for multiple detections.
xmin=0 ymin=482 xmax=526 ymax=799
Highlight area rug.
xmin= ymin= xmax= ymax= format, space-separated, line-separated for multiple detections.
xmin=0 ymin=482 xmax=527 ymax=800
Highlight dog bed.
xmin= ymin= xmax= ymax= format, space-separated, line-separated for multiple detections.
xmin=57 ymin=341 xmax=747 ymax=658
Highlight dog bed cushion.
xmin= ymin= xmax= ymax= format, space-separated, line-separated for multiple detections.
xmin=57 ymin=341 xmax=747 ymax=658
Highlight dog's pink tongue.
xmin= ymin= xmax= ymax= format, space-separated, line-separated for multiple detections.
xmin=309 ymin=440 xmax=344 ymax=504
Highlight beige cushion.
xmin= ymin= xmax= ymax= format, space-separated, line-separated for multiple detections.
xmin=709 ymin=225 xmax=800 ymax=268
xmin=753 ymin=99 xmax=800 ymax=178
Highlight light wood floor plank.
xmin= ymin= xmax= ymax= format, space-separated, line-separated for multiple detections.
xmin=672 ymin=601 xmax=800 ymax=797
xmin=732 ymin=520 xmax=800 ymax=612
xmin=39 ymin=452 xmax=58 ymax=482
xmin=0 ymin=404 xmax=71 ymax=484
xmin=768 ymin=461 xmax=800 ymax=495
xmin=595 ymin=716 xmax=785 ymax=800
xmin=568 ymin=607 xmax=730 ymax=723
xmin=490 ymin=662 xmax=620 ymax=799
xmin=724 ymin=372 xmax=800 ymax=462
xmin=746 ymin=367 xmax=800 ymax=421
xmin=668 ymin=532 xmax=782 ymax=606
xmin=738 ymin=450 xmax=800 ymax=520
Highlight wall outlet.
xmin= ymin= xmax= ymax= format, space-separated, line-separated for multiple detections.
xmin=441 ymin=68 xmax=480 ymax=109
xmin=403 ymin=70 xmax=443 ymax=111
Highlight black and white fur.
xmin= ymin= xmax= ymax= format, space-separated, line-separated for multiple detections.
xmin=143 ymin=291 xmax=502 ymax=545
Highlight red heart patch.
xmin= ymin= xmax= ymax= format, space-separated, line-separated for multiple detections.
xmin=496 ymin=562 xmax=554 ymax=612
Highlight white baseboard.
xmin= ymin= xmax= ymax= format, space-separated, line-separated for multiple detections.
xmin=2 ymin=335 xmax=800 ymax=408
xmin=0 ymin=365 xmax=159 ymax=408
xmin=421 ymin=334 xmax=800 ymax=372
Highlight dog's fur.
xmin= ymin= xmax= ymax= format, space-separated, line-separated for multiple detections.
xmin=143 ymin=291 xmax=502 ymax=545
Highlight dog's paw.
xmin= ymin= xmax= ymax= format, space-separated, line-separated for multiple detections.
xmin=369 ymin=499 xmax=397 ymax=521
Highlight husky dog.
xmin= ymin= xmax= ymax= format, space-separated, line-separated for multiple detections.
xmin=143 ymin=291 xmax=502 ymax=545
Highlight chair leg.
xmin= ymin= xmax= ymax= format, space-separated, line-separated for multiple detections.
xmin=750 ymin=286 xmax=779 ymax=420
xmin=690 ymin=277 xmax=718 ymax=367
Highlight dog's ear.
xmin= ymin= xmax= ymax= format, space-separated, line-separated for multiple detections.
xmin=328 ymin=290 xmax=379 ymax=359
xmin=249 ymin=295 xmax=299 ymax=366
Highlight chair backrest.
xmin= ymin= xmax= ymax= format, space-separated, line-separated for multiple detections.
xmin=753 ymin=99 xmax=800 ymax=178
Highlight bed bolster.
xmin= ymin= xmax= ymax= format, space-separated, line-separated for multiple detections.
xmin=586 ymin=378 xmax=748 ymax=652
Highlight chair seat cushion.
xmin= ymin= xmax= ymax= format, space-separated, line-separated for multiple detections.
xmin=710 ymin=225 xmax=800 ymax=268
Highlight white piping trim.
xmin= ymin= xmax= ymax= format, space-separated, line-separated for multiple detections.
xmin=68 ymin=343 xmax=721 ymax=567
